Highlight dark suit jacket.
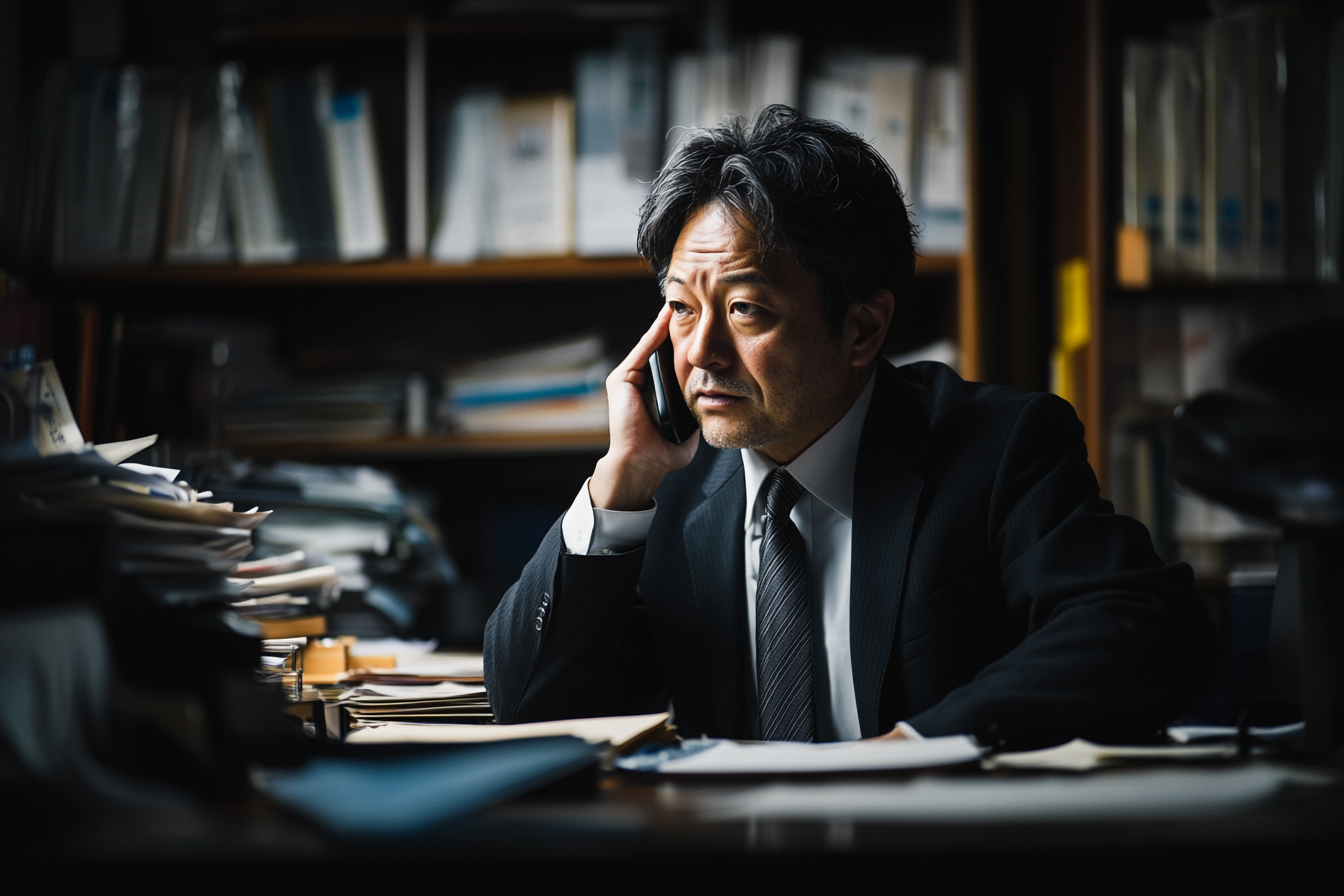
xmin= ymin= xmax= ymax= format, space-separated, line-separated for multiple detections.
xmin=484 ymin=360 xmax=1215 ymax=748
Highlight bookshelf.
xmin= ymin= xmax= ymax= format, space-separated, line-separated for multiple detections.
xmin=1055 ymin=0 xmax=1344 ymax=582
xmin=23 ymin=0 xmax=983 ymax=451
xmin=6 ymin=0 xmax=984 ymax=637
xmin=1037 ymin=0 xmax=1344 ymax=728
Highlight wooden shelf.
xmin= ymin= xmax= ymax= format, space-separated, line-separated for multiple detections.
xmin=54 ymin=252 xmax=963 ymax=287
xmin=915 ymin=252 xmax=963 ymax=275
xmin=56 ymin=256 xmax=656 ymax=287
xmin=231 ymin=430 xmax=612 ymax=460
xmin=216 ymin=14 xmax=686 ymax=45
xmin=1110 ymin=279 xmax=1344 ymax=303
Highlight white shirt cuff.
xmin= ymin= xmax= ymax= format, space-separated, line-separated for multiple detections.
xmin=560 ymin=477 xmax=656 ymax=555
xmin=896 ymin=721 xmax=924 ymax=740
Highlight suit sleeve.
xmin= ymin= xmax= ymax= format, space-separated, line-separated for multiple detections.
xmin=905 ymin=393 xmax=1217 ymax=748
xmin=483 ymin=517 xmax=666 ymax=723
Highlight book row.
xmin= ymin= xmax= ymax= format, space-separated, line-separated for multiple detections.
xmin=1122 ymin=10 xmax=1344 ymax=282
xmin=2 ymin=29 xmax=966 ymax=271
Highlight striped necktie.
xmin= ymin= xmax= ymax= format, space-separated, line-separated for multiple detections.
xmin=756 ymin=468 xmax=816 ymax=742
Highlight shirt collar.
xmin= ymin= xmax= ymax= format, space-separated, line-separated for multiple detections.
xmin=741 ymin=371 xmax=876 ymax=529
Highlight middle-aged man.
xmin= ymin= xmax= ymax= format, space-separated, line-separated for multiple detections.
xmin=485 ymin=106 xmax=1215 ymax=748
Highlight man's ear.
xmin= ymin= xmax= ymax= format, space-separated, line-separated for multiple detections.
xmin=844 ymin=289 xmax=896 ymax=367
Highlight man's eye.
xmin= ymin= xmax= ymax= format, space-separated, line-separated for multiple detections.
xmin=730 ymin=302 xmax=758 ymax=316
xmin=669 ymin=301 xmax=690 ymax=314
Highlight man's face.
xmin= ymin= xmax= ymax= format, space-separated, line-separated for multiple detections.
xmin=663 ymin=203 xmax=856 ymax=464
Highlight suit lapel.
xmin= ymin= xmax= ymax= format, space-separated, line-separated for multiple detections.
xmin=850 ymin=362 xmax=928 ymax=737
xmin=682 ymin=448 xmax=748 ymax=736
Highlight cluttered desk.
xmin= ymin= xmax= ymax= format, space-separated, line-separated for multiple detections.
xmin=45 ymin=701 xmax=1344 ymax=890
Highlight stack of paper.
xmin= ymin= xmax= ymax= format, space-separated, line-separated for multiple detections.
xmin=209 ymin=461 xmax=461 ymax=640
xmin=332 ymin=680 xmax=491 ymax=726
xmin=444 ymin=334 xmax=610 ymax=435
xmin=0 ymin=368 xmax=279 ymax=606
xmin=228 ymin=551 xmax=341 ymax=638
xmin=29 ymin=459 xmax=272 ymax=604
xmin=224 ymin=374 xmax=408 ymax=444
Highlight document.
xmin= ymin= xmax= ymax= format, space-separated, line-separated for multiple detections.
xmin=4 ymin=361 xmax=85 ymax=456
xmin=695 ymin=766 xmax=1295 ymax=824
xmin=346 ymin=712 xmax=669 ymax=748
xmin=615 ymin=735 xmax=983 ymax=775
xmin=1167 ymin=722 xmax=1303 ymax=744
xmin=340 ymin=680 xmax=484 ymax=701
xmin=368 ymin=650 xmax=483 ymax=679
xmin=332 ymin=677 xmax=491 ymax=724
xmin=93 ymin=433 xmax=158 ymax=465
xmin=86 ymin=490 xmax=272 ymax=529
xmin=983 ymin=738 xmax=1237 ymax=772
xmin=234 ymin=564 xmax=338 ymax=596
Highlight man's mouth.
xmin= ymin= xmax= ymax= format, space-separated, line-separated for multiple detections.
xmin=695 ymin=390 xmax=746 ymax=410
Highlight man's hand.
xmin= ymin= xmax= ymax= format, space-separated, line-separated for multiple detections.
xmin=589 ymin=305 xmax=700 ymax=510
xmin=870 ymin=726 xmax=910 ymax=741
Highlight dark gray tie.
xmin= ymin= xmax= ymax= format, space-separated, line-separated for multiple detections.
xmin=756 ymin=469 xmax=816 ymax=743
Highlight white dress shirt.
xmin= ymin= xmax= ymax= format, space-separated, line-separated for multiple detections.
xmin=560 ymin=372 xmax=920 ymax=741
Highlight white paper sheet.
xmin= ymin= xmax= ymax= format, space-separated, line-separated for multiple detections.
xmin=695 ymin=766 xmax=1293 ymax=823
xmin=984 ymin=738 xmax=1236 ymax=772
xmin=338 ymin=681 xmax=486 ymax=702
xmin=387 ymin=652 xmax=485 ymax=678
xmin=622 ymin=736 xmax=983 ymax=775
xmin=93 ymin=434 xmax=158 ymax=464
xmin=119 ymin=462 xmax=180 ymax=481
xmin=1167 ymin=722 xmax=1304 ymax=744
xmin=348 ymin=638 xmax=438 ymax=657
xmin=346 ymin=713 xmax=669 ymax=747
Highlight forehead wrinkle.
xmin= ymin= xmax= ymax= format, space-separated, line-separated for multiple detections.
xmin=666 ymin=204 xmax=775 ymax=297
xmin=718 ymin=271 xmax=769 ymax=285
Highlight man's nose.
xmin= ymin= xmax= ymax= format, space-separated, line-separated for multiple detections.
xmin=684 ymin=312 xmax=733 ymax=370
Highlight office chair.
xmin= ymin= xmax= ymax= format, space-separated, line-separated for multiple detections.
xmin=1172 ymin=318 xmax=1344 ymax=753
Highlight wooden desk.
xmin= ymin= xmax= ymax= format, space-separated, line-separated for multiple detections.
xmin=40 ymin=759 xmax=1344 ymax=892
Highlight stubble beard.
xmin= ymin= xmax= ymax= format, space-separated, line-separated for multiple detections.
xmin=685 ymin=371 xmax=789 ymax=451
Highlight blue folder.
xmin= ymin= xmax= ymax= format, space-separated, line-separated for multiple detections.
xmin=259 ymin=736 xmax=601 ymax=837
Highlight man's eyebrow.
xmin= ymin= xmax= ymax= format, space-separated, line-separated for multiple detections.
xmin=719 ymin=271 xmax=769 ymax=285
xmin=663 ymin=271 xmax=769 ymax=288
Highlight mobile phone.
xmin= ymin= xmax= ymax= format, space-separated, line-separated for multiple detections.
xmin=641 ymin=339 xmax=698 ymax=444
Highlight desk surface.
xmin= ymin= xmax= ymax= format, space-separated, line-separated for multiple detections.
xmin=39 ymin=758 xmax=1344 ymax=892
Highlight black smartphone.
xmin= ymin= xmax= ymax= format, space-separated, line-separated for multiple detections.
xmin=641 ymin=339 xmax=698 ymax=444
